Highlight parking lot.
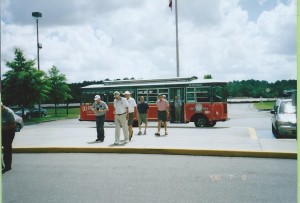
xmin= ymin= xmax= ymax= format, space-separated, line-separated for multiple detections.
xmin=11 ymin=103 xmax=297 ymax=156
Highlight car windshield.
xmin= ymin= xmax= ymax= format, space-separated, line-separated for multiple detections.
xmin=279 ymin=101 xmax=296 ymax=114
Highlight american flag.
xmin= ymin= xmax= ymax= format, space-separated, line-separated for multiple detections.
xmin=169 ymin=0 xmax=172 ymax=10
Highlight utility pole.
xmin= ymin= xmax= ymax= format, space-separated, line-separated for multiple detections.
xmin=175 ymin=0 xmax=180 ymax=77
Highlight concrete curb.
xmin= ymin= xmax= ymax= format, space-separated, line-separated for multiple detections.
xmin=12 ymin=147 xmax=297 ymax=159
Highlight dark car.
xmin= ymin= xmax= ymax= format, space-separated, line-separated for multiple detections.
xmin=15 ymin=108 xmax=47 ymax=119
xmin=270 ymin=99 xmax=297 ymax=138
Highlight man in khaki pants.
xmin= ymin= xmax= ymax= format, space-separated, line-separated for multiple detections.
xmin=124 ymin=91 xmax=137 ymax=141
xmin=113 ymin=91 xmax=129 ymax=145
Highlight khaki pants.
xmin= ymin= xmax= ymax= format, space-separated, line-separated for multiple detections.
xmin=115 ymin=114 xmax=129 ymax=143
xmin=175 ymin=107 xmax=181 ymax=122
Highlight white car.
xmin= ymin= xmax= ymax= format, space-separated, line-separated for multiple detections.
xmin=271 ymin=99 xmax=297 ymax=138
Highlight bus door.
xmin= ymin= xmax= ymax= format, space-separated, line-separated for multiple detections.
xmin=211 ymin=85 xmax=227 ymax=122
xmin=170 ymin=88 xmax=184 ymax=123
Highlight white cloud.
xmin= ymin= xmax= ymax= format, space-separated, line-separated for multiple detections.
xmin=1 ymin=0 xmax=296 ymax=83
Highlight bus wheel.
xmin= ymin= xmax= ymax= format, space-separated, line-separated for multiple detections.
xmin=194 ymin=116 xmax=207 ymax=127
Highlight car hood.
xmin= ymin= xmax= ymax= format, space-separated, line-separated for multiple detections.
xmin=277 ymin=114 xmax=297 ymax=124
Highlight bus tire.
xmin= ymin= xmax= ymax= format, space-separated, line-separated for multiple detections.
xmin=194 ymin=116 xmax=208 ymax=127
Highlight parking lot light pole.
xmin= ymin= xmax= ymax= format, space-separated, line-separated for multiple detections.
xmin=32 ymin=12 xmax=42 ymax=117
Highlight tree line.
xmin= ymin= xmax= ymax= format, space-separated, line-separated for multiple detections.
xmin=227 ymin=79 xmax=296 ymax=98
xmin=1 ymin=48 xmax=72 ymax=115
xmin=1 ymin=48 xmax=296 ymax=107
xmin=68 ymin=78 xmax=296 ymax=103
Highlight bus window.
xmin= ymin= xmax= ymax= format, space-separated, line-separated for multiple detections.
xmin=148 ymin=89 xmax=158 ymax=94
xmin=148 ymin=96 xmax=157 ymax=104
xmin=108 ymin=91 xmax=115 ymax=103
xmin=195 ymin=86 xmax=210 ymax=102
xmin=148 ymin=89 xmax=158 ymax=103
xmin=81 ymin=90 xmax=97 ymax=104
xmin=186 ymin=88 xmax=195 ymax=103
xmin=137 ymin=89 xmax=148 ymax=103
xmin=212 ymin=86 xmax=226 ymax=102
xmin=158 ymin=89 xmax=169 ymax=100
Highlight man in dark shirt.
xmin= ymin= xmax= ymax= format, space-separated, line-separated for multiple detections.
xmin=137 ymin=96 xmax=149 ymax=135
xmin=92 ymin=95 xmax=108 ymax=142
xmin=1 ymin=103 xmax=16 ymax=174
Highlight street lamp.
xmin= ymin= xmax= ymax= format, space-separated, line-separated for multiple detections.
xmin=32 ymin=11 xmax=42 ymax=117
xmin=32 ymin=12 xmax=42 ymax=70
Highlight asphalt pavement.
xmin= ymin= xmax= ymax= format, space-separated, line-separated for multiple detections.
xmin=2 ymin=154 xmax=297 ymax=203
xmin=12 ymin=104 xmax=297 ymax=159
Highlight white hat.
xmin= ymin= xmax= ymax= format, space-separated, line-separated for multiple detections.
xmin=94 ymin=95 xmax=101 ymax=100
xmin=124 ymin=91 xmax=131 ymax=95
xmin=114 ymin=91 xmax=120 ymax=97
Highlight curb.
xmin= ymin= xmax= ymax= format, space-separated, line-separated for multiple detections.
xmin=12 ymin=147 xmax=297 ymax=159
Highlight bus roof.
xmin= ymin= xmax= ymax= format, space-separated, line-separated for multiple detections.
xmin=81 ymin=76 xmax=227 ymax=89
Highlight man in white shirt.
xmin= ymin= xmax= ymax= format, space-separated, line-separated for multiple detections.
xmin=113 ymin=91 xmax=129 ymax=145
xmin=124 ymin=91 xmax=137 ymax=141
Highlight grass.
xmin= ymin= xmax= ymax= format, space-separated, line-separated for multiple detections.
xmin=253 ymin=101 xmax=275 ymax=110
xmin=24 ymin=107 xmax=80 ymax=124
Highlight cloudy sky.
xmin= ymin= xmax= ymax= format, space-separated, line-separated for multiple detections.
xmin=1 ymin=0 xmax=297 ymax=83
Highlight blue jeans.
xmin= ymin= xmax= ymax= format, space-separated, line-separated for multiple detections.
xmin=96 ymin=115 xmax=105 ymax=141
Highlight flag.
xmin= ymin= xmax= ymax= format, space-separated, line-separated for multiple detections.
xmin=169 ymin=0 xmax=172 ymax=10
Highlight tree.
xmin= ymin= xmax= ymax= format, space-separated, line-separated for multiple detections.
xmin=2 ymin=48 xmax=50 ymax=108
xmin=204 ymin=74 xmax=212 ymax=79
xmin=48 ymin=66 xmax=73 ymax=116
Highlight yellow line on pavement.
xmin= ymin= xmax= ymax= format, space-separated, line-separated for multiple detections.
xmin=12 ymin=147 xmax=297 ymax=159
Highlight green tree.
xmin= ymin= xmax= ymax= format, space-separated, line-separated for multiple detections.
xmin=48 ymin=66 xmax=73 ymax=116
xmin=204 ymin=74 xmax=212 ymax=79
xmin=2 ymin=48 xmax=50 ymax=108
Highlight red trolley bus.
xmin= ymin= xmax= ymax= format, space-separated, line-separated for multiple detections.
xmin=80 ymin=76 xmax=228 ymax=127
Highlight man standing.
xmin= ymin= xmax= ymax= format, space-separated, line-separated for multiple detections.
xmin=174 ymin=96 xmax=182 ymax=123
xmin=2 ymin=103 xmax=16 ymax=174
xmin=113 ymin=91 xmax=129 ymax=145
xmin=124 ymin=91 xmax=137 ymax=141
xmin=92 ymin=95 xmax=108 ymax=142
xmin=137 ymin=96 xmax=149 ymax=135
xmin=155 ymin=94 xmax=169 ymax=136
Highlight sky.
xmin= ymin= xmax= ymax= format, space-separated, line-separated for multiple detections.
xmin=0 ymin=0 xmax=297 ymax=83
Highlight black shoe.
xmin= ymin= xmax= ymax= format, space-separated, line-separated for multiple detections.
xmin=96 ymin=139 xmax=102 ymax=142
xmin=2 ymin=167 xmax=11 ymax=174
xmin=129 ymin=132 xmax=133 ymax=141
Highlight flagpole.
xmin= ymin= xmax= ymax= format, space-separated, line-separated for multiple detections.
xmin=175 ymin=0 xmax=180 ymax=77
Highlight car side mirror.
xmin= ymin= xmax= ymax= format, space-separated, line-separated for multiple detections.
xmin=270 ymin=110 xmax=275 ymax=114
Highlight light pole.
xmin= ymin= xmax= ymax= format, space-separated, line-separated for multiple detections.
xmin=32 ymin=12 xmax=42 ymax=117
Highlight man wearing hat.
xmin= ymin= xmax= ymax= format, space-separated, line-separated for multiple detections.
xmin=124 ymin=91 xmax=137 ymax=141
xmin=113 ymin=91 xmax=129 ymax=145
xmin=92 ymin=95 xmax=108 ymax=142
xmin=1 ymin=102 xmax=16 ymax=174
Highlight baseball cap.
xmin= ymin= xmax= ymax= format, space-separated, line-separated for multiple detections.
xmin=114 ymin=91 xmax=120 ymax=97
xmin=124 ymin=91 xmax=131 ymax=95
xmin=94 ymin=95 xmax=101 ymax=100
